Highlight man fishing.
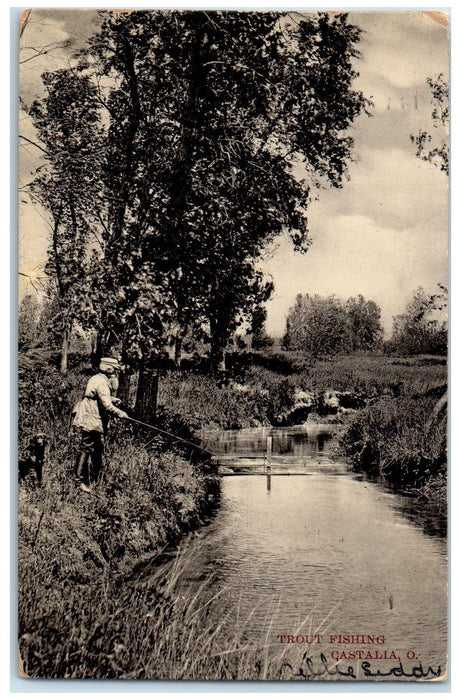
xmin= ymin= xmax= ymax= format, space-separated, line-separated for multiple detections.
xmin=72 ymin=357 xmax=128 ymax=493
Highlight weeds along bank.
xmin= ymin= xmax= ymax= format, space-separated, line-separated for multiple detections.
xmin=341 ymin=394 xmax=447 ymax=511
xmin=159 ymin=352 xmax=447 ymax=510
xmin=18 ymin=358 xmax=219 ymax=678
xmin=159 ymin=352 xmax=447 ymax=430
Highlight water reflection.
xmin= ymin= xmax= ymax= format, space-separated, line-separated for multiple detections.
xmin=201 ymin=424 xmax=446 ymax=537
xmin=352 ymin=474 xmax=447 ymax=539
xmin=201 ymin=424 xmax=339 ymax=458
xmin=393 ymin=494 xmax=447 ymax=538
xmin=169 ymin=473 xmax=447 ymax=678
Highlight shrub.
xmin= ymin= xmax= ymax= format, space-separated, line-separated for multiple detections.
xmin=342 ymin=394 xmax=447 ymax=504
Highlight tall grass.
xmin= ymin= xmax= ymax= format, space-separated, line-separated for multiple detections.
xmin=159 ymin=353 xmax=447 ymax=431
xmin=20 ymin=518 xmax=349 ymax=681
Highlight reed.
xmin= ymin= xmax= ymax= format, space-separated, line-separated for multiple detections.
xmin=19 ymin=516 xmax=309 ymax=679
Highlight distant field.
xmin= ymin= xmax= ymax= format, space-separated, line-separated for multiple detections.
xmin=241 ymin=351 xmax=447 ymax=395
xmin=158 ymin=352 xmax=447 ymax=432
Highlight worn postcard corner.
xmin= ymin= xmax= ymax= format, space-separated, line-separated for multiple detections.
xmin=18 ymin=650 xmax=29 ymax=679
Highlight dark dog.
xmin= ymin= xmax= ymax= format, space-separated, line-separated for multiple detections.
xmin=19 ymin=433 xmax=48 ymax=484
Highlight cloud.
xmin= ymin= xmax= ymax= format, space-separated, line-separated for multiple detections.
xmin=263 ymin=213 xmax=447 ymax=336
xmin=351 ymin=11 xmax=449 ymax=90
xmin=314 ymin=147 xmax=449 ymax=232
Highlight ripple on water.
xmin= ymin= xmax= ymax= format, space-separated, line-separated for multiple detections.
xmin=170 ymin=426 xmax=448 ymax=679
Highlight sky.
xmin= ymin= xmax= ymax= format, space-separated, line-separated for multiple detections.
xmin=18 ymin=8 xmax=449 ymax=338
xmin=261 ymin=10 xmax=449 ymax=336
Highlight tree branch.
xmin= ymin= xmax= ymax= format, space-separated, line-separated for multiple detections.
xmin=19 ymin=135 xmax=49 ymax=156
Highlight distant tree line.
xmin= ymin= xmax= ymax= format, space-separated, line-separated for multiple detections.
xmin=282 ymin=286 xmax=447 ymax=360
xmin=283 ymin=293 xmax=383 ymax=360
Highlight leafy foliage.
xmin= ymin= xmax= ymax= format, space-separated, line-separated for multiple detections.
xmin=18 ymin=295 xmax=42 ymax=351
xmin=25 ymin=10 xmax=368 ymax=371
xmin=386 ymin=286 xmax=447 ymax=356
xmin=411 ymin=74 xmax=449 ymax=174
xmin=28 ymin=70 xmax=105 ymax=327
xmin=345 ymin=294 xmax=383 ymax=351
xmin=250 ymin=303 xmax=274 ymax=350
xmin=283 ymin=292 xmax=383 ymax=359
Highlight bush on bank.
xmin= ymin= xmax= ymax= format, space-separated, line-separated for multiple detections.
xmin=341 ymin=394 xmax=447 ymax=506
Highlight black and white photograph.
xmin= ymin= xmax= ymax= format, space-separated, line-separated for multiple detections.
xmin=17 ymin=7 xmax=448 ymax=682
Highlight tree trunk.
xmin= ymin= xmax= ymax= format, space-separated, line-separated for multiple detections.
xmin=118 ymin=370 xmax=132 ymax=409
xmin=209 ymin=333 xmax=226 ymax=378
xmin=209 ymin=315 xmax=227 ymax=376
xmin=135 ymin=361 xmax=158 ymax=423
xmin=174 ymin=333 xmax=182 ymax=368
xmin=59 ymin=327 xmax=69 ymax=375
xmin=210 ymin=344 xmax=226 ymax=375
xmin=91 ymin=331 xmax=104 ymax=369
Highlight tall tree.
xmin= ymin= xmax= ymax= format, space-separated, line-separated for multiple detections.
xmin=250 ymin=299 xmax=274 ymax=351
xmin=28 ymin=10 xmax=368 ymax=373
xmin=27 ymin=70 xmax=105 ymax=372
xmin=388 ymin=286 xmax=447 ymax=356
xmin=283 ymin=293 xmax=351 ymax=361
xmin=345 ymin=294 xmax=383 ymax=351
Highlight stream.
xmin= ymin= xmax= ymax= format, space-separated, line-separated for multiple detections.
xmin=160 ymin=424 xmax=448 ymax=681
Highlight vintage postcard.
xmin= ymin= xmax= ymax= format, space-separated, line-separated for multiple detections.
xmin=17 ymin=8 xmax=448 ymax=682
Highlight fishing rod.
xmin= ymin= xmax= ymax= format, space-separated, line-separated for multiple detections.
xmin=126 ymin=415 xmax=213 ymax=458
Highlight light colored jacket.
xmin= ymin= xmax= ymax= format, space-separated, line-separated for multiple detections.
xmin=73 ymin=373 xmax=126 ymax=433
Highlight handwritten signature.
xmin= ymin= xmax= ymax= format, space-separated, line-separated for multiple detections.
xmin=279 ymin=652 xmax=442 ymax=680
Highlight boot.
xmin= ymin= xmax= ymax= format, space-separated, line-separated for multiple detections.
xmin=75 ymin=451 xmax=90 ymax=489
xmin=90 ymin=436 xmax=104 ymax=483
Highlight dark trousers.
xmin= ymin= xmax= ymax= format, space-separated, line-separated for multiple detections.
xmin=75 ymin=430 xmax=104 ymax=486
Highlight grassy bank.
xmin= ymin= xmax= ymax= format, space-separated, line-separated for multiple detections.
xmin=18 ymin=359 xmax=219 ymax=678
xmin=159 ymin=351 xmax=447 ymax=511
xmin=19 ymin=439 xmax=220 ymax=678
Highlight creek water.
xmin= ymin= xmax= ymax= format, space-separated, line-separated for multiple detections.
xmin=165 ymin=424 xmax=448 ymax=680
